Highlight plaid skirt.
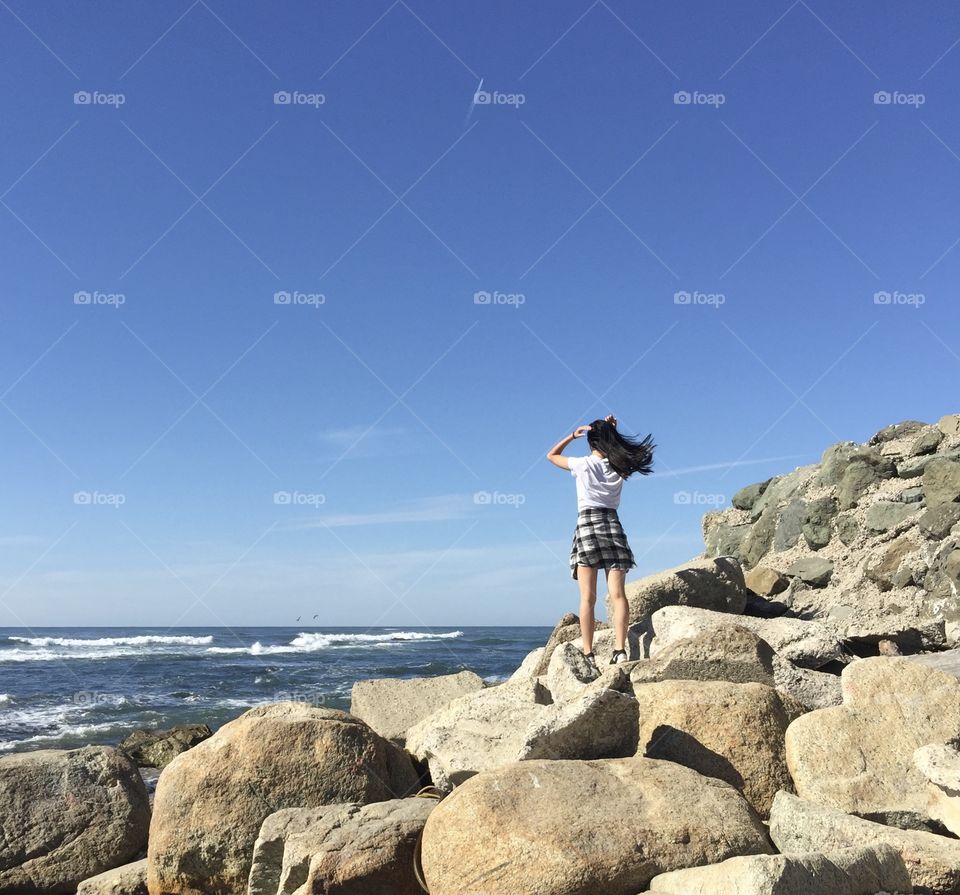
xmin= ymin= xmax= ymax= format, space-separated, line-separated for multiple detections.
xmin=569 ymin=507 xmax=636 ymax=580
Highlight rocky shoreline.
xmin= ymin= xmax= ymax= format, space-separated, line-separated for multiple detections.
xmin=2 ymin=413 xmax=960 ymax=895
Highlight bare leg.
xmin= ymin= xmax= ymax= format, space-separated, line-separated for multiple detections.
xmin=605 ymin=568 xmax=628 ymax=651
xmin=577 ymin=566 xmax=598 ymax=653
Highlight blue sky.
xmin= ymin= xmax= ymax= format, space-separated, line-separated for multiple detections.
xmin=1 ymin=0 xmax=958 ymax=627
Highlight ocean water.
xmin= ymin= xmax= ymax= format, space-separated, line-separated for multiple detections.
xmin=0 ymin=626 xmax=550 ymax=754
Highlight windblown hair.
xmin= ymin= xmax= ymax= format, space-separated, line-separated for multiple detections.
xmin=586 ymin=419 xmax=655 ymax=479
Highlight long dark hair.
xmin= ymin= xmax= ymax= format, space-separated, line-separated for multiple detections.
xmin=586 ymin=420 xmax=655 ymax=479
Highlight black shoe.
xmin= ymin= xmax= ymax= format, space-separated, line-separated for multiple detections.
xmin=581 ymin=650 xmax=599 ymax=672
xmin=609 ymin=648 xmax=628 ymax=665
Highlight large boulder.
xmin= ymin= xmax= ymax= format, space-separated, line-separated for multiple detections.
xmin=785 ymin=657 xmax=960 ymax=833
xmin=633 ymin=679 xmax=793 ymax=817
xmin=914 ymin=742 xmax=960 ymax=837
xmin=405 ymin=678 xmax=638 ymax=791
xmin=613 ymin=556 xmax=747 ymax=629
xmin=649 ymin=605 xmax=846 ymax=669
xmin=770 ymin=790 xmax=960 ymax=894
xmin=247 ymin=798 xmax=433 ymax=895
xmin=350 ymin=670 xmax=485 ymax=744
xmin=924 ymin=458 xmax=960 ymax=507
xmin=0 ymin=747 xmax=150 ymax=895
xmin=532 ymin=612 xmax=585 ymax=676
xmin=147 ymin=703 xmax=419 ymax=895
xmin=77 ymin=860 xmax=148 ymax=895
xmin=120 ymin=724 xmax=212 ymax=769
xmin=647 ymin=844 xmax=912 ymax=895
xmin=420 ymin=757 xmax=772 ymax=895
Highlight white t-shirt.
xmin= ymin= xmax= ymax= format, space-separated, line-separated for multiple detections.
xmin=568 ymin=455 xmax=623 ymax=511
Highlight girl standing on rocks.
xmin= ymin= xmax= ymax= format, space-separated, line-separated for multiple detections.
xmin=547 ymin=415 xmax=655 ymax=668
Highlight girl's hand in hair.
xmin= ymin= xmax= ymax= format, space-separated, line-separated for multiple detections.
xmin=572 ymin=425 xmax=591 ymax=438
xmin=604 ymin=415 xmax=618 ymax=427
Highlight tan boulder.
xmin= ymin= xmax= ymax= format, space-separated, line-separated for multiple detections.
xmin=770 ymin=790 xmax=960 ymax=894
xmin=247 ymin=798 xmax=434 ymax=895
xmin=350 ymin=670 xmax=484 ymax=743
xmin=647 ymin=844 xmax=911 ymax=895
xmin=745 ymin=565 xmax=789 ymax=597
xmin=147 ymin=703 xmax=419 ymax=895
xmin=0 ymin=746 xmax=150 ymax=895
xmin=914 ymin=742 xmax=960 ymax=836
xmin=77 ymin=860 xmax=148 ymax=895
xmin=420 ymin=757 xmax=772 ymax=895
xmin=634 ymin=679 xmax=793 ymax=817
xmin=784 ymin=657 xmax=960 ymax=832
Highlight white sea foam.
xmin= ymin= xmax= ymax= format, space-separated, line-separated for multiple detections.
xmin=206 ymin=630 xmax=464 ymax=656
xmin=8 ymin=634 xmax=213 ymax=648
xmin=0 ymin=694 xmax=11 ymax=705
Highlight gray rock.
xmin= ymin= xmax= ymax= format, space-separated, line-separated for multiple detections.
xmin=802 ymin=496 xmax=838 ymax=550
xmin=545 ymin=641 xmax=600 ymax=701
xmin=751 ymin=465 xmax=819 ymax=521
xmin=76 ymin=860 xmax=147 ymax=895
xmin=924 ymin=458 xmax=960 ymax=507
xmin=642 ymin=624 xmax=777 ymax=685
xmin=248 ymin=799 xmax=433 ymax=895
xmin=920 ymin=503 xmax=960 ymax=540
xmin=615 ymin=555 xmax=747 ymax=630
xmin=898 ymin=449 xmax=960 ymax=479
xmin=732 ymin=479 xmax=772 ymax=511
xmin=837 ymin=453 xmax=896 ymax=509
xmin=906 ymin=648 xmax=960 ymax=679
xmin=835 ymin=514 xmax=860 ymax=546
xmin=0 ymin=747 xmax=150 ymax=895
xmin=770 ymin=790 xmax=960 ymax=895
xmin=350 ymin=670 xmax=485 ymax=744
xmin=740 ymin=505 xmax=779 ymax=568
xmin=119 ymin=723 xmax=212 ymax=769
xmin=818 ymin=442 xmax=861 ymax=485
xmin=870 ymin=419 xmax=928 ymax=445
xmin=771 ymin=655 xmax=842 ymax=711
xmin=863 ymin=536 xmax=919 ymax=592
xmin=863 ymin=500 xmax=919 ymax=532
xmin=911 ymin=425 xmax=945 ymax=456
xmin=784 ymin=556 xmax=834 ymax=588
xmin=647 ymin=844 xmax=912 ymax=895
xmin=703 ymin=518 xmax=751 ymax=560
xmin=774 ymin=498 xmax=808 ymax=551
xmin=897 ymin=485 xmax=926 ymax=503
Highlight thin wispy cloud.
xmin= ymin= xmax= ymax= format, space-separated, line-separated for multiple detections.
xmin=648 ymin=454 xmax=808 ymax=479
xmin=292 ymin=494 xmax=473 ymax=529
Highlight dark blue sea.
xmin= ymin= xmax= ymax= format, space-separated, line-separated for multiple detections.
xmin=0 ymin=627 xmax=550 ymax=753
